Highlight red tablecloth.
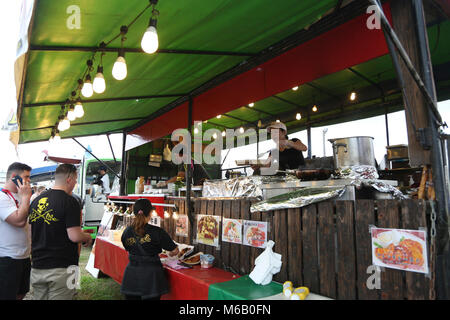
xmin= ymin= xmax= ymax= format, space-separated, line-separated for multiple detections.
xmin=93 ymin=237 xmax=239 ymax=300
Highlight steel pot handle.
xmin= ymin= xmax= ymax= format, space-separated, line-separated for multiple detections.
xmin=334 ymin=143 xmax=348 ymax=153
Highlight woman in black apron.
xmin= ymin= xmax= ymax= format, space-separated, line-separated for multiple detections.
xmin=120 ymin=199 xmax=179 ymax=300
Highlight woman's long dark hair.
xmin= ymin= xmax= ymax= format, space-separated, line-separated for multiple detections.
xmin=131 ymin=198 xmax=153 ymax=237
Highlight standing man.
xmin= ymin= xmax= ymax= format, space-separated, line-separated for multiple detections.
xmin=0 ymin=162 xmax=32 ymax=300
xmin=29 ymin=164 xmax=92 ymax=300
xmin=98 ymin=166 xmax=111 ymax=195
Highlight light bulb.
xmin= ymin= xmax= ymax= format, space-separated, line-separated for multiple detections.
xmin=350 ymin=92 xmax=356 ymax=101
xmin=194 ymin=127 xmax=199 ymax=134
xmin=172 ymin=212 xmax=178 ymax=220
xmin=248 ymin=102 xmax=254 ymax=107
xmin=58 ymin=121 xmax=65 ymax=132
xmin=49 ymin=136 xmax=54 ymax=143
xmin=213 ymin=133 xmax=218 ymax=139
xmin=54 ymin=133 xmax=61 ymax=142
xmin=141 ymin=19 xmax=158 ymax=54
xmin=62 ymin=117 xmax=70 ymax=131
xmin=296 ymin=113 xmax=302 ymax=120
xmin=164 ymin=211 xmax=170 ymax=218
xmin=151 ymin=210 xmax=157 ymax=217
xmin=93 ymin=67 xmax=106 ymax=93
xmin=68 ymin=109 xmax=76 ymax=121
xmin=239 ymin=127 xmax=244 ymax=134
xmin=216 ymin=115 xmax=222 ymax=119
xmin=81 ymin=75 xmax=93 ymax=97
xmin=292 ymin=86 xmax=299 ymax=91
xmin=312 ymin=105 xmax=318 ymax=112
xmin=276 ymin=119 xmax=280 ymax=123
xmin=221 ymin=131 xmax=226 ymax=137
xmin=112 ymin=55 xmax=127 ymax=80
xmin=74 ymin=102 xmax=84 ymax=118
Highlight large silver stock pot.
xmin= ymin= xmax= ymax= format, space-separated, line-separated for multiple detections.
xmin=328 ymin=136 xmax=375 ymax=169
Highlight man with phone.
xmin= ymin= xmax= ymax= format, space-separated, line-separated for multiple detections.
xmin=29 ymin=163 xmax=92 ymax=300
xmin=0 ymin=162 xmax=32 ymax=300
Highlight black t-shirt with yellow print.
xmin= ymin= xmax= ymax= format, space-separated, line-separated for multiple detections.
xmin=29 ymin=189 xmax=81 ymax=269
xmin=121 ymin=224 xmax=177 ymax=257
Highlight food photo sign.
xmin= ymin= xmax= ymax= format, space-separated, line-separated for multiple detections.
xmin=196 ymin=214 xmax=221 ymax=247
xmin=175 ymin=215 xmax=189 ymax=237
xmin=371 ymin=227 xmax=429 ymax=274
xmin=243 ymin=220 xmax=268 ymax=248
xmin=222 ymin=218 xmax=243 ymax=244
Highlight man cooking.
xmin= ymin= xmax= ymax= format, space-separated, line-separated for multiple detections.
xmin=157 ymin=137 xmax=209 ymax=187
xmin=251 ymin=121 xmax=307 ymax=174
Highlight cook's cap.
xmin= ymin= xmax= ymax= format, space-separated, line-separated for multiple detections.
xmin=266 ymin=121 xmax=287 ymax=132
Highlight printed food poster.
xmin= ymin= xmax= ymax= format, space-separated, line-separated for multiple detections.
xmin=196 ymin=214 xmax=220 ymax=247
xmin=371 ymin=227 xmax=428 ymax=274
xmin=176 ymin=215 xmax=189 ymax=237
xmin=243 ymin=220 xmax=267 ymax=248
xmin=222 ymin=218 xmax=242 ymax=244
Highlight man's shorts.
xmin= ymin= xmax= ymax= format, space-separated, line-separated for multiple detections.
xmin=0 ymin=257 xmax=31 ymax=300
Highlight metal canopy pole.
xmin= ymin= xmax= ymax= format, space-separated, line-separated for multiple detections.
xmin=186 ymin=96 xmax=194 ymax=232
xmin=106 ymin=134 xmax=118 ymax=166
xmin=120 ymin=131 xmax=127 ymax=196
xmin=72 ymin=137 xmax=121 ymax=179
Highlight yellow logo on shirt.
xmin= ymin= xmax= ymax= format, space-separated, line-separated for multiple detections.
xmin=140 ymin=234 xmax=151 ymax=244
xmin=29 ymin=197 xmax=59 ymax=225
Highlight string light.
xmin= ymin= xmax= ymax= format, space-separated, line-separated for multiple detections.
xmin=112 ymin=26 xmax=128 ymax=80
xmin=276 ymin=119 xmax=280 ymax=123
xmin=312 ymin=105 xmax=318 ymax=112
xmin=239 ymin=126 xmax=244 ymax=134
xmin=216 ymin=115 xmax=222 ymax=119
xmin=151 ymin=210 xmax=157 ymax=217
xmin=67 ymin=104 xmax=76 ymax=121
xmin=172 ymin=212 xmax=178 ymax=220
xmin=350 ymin=91 xmax=356 ymax=101
xmin=164 ymin=211 xmax=170 ymax=218
xmin=213 ymin=132 xmax=218 ymax=139
xmin=194 ymin=127 xmax=199 ymax=134
xmin=53 ymin=130 xmax=61 ymax=142
xmin=296 ymin=113 xmax=301 ymax=120
xmin=74 ymin=99 xmax=84 ymax=118
xmin=81 ymin=60 xmax=94 ymax=97
xmin=292 ymin=86 xmax=299 ymax=91
xmin=141 ymin=2 xmax=159 ymax=54
xmin=248 ymin=102 xmax=254 ymax=107
xmin=221 ymin=131 xmax=226 ymax=137
xmin=93 ymin=66 xmax=106 ymax=94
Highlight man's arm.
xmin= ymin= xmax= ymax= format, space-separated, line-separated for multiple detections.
xmin=5 ymin=181 xmax=32 ymax=228
xmin=67 ymin=227 xmax=92 ymax=247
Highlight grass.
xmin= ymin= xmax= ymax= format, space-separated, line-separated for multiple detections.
xmin=74 ymin=244 xmax=124 ymax=300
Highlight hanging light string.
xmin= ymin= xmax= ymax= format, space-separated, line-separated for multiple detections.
xmin=49 ymin=1 xmax=157 ymax=141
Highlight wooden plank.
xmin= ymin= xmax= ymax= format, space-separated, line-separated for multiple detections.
xmin=273 ymin=209 xmax=288 ymax=283
xmin=317 ymin=201 xmax=336 ymax=299
xmin=195 ymin=199 xmax=206 ymax=254
xmin=249 ymin=211 xmax=261 ymax=272
xmin=336 ymin=200 xmax=357 ymax=300
xmin=230 ymin=200 xmax=241 ymax=274
xmin=287 ymin=207 xmax=302 ymax=286
xmin=239 ymin=199 xmax=251 ymax=275
xmin=221 ymin=200 xmax=231 ymax=270
xmin=401 ymin=200 xmax=429 ymax=300
xmin=355 ymin=200 xmax=379 ymax=300
xmin=302 ymin=204 xmax=320 ymax=293
xmin=377 ymin=200 xmax=405 ymax=300
xmin=214 ymin=200 xmax=223 ymax=269
xmin=206 ymin=200 xmax=216 ymax=256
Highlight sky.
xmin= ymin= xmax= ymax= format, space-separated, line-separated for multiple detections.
xmin=0 ymin=2 xmax=449 ymax=174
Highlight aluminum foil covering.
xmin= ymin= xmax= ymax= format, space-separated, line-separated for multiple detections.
xmin=350 ymin=179 xmax=406 ymax=200
xmin=202 ymin=175 xmax=300 ymax=198
xmin=333 ymin=165 xmax=379 ymax=180
xmin=250 ymin=186 xmax=346 ymax=213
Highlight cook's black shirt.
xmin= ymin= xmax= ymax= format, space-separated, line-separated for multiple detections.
xmin=270 ymin=138 xmax=305 ymax=170
xmin=121 ymin=224 xmax=177 ymax=256
xmin=29 ymin=189 xmax=81 ymax=269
